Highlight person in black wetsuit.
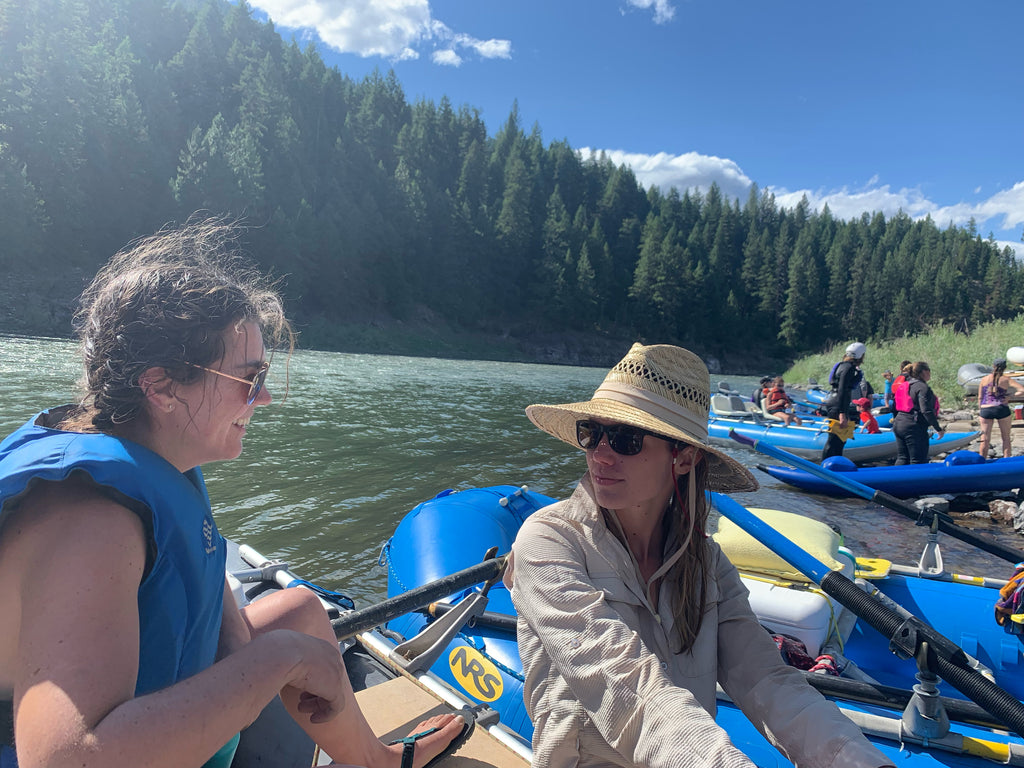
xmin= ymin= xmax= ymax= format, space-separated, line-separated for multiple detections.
xmin=752 ymin=376 xmax=771 ymax=409
xmin=822 ymin=342 xmax=866 ymax=459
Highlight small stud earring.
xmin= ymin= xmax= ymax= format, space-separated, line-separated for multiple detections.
xmin=167 ymin=404 xmax=175 ymax=412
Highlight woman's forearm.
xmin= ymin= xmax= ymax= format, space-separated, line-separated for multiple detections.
xmin=19 ymin=630 xmax=340 ymax=768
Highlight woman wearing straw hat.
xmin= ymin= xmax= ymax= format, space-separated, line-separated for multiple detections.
xmin=508 ymin=343 xmax=891 ymax=768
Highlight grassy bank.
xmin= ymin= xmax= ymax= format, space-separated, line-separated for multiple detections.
xmin=784 ymin=315 xmax=1024 ymax=410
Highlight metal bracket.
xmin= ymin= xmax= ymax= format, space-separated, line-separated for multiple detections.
xmin=389 ymin=547 xmax=505 ymax=674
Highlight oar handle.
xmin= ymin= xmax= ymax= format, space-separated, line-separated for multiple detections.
xmin=330 ymin=554 xmax=508 ymax=641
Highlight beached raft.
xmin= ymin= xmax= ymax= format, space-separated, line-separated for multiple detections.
xmin=759 ymin=451 xmax=1024 ymax=498
xmin=707 ymin=413 xmax=978 ymax=463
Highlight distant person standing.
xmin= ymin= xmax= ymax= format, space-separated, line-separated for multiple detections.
xmin=892 ymin=361 xmax=945 ymax=464
xmin=822 ymin=342 xmax=865 ymax=459
xmin=856 ymin=372 xmax=874 ymax=402
xmin=978 ymin=358 xmax=1024 ymax=458
xmin=881 ymin=370 xmax=895 ymax=412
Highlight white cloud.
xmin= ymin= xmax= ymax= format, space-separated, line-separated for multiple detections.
xmin=995 ymin=239 xmax=1024 ymax=257
xmin=248 ymin=0 xmax=510 ymax=63
xmin=594 ymin=147 xmax=1024 ymax=258
xmin=625 ymin=0 xmax=675 ymax=24
xmin=432 ymin=49 xmax=462 ymax=67
xmin=587 ymin=148 xmax=753 ymax=202
xmin=467 ymin=37 xmax=513 ymax=59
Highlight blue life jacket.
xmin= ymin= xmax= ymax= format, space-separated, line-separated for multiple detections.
xmin=0 ymin=407 xmax=226 ymax=697
xmin=828 ymin=360 xmax=863 ymax=391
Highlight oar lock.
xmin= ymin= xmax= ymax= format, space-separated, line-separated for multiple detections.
xmin=900 ymin=641 xmax=952 ymax=740
xmin=888 ymin=616 xmax=967 ymax=667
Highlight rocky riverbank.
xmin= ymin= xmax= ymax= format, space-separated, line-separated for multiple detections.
xmin=941 ymin=405 xmax=1024 ymax=458
xmin=914 ymin=405 xmax=1024 ymax=538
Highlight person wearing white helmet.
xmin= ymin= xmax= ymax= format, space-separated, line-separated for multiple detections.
xmin=846 ymin=341 xmax=866 ymax=359
xmin=821 ymin=342 xmax=866 ymax=459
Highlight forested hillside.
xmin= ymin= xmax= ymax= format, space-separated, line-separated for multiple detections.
xmin=1 ymin=0 xmax=1021 ymax=363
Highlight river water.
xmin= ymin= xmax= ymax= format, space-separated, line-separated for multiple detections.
xmin=0 ymin=335 xmax=1018 ymax=605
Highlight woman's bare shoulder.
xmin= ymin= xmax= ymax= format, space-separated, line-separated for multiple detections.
xmin=0 ymin=476 xmax=148 ymax=696
xmin=1 ymin=475 xmax=147 ymax=573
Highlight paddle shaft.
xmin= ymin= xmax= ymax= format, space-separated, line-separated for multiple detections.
xmin=330 ymin=555 xmax=507 ymax=641
xmin=732 ymin=430 xmax=1024 ymax=564
xmin=424 ymin=601 xmax=518 ymax=633
xmin=711 ymin=492 xmax=1024 ymax=737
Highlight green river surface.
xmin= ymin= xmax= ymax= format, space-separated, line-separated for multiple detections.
xmin=1 ymin=335 xmax=1019 ymax=606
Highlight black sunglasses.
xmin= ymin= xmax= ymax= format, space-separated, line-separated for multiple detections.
xmin=575 ymin=420 xmax=654 ymax=456
xmin=188 ymin=361 xmax=270 ymax=405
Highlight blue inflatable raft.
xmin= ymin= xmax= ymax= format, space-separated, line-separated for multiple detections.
xmin=381 ymin=484 xmax=1024 ymax=766
xmin=707 ymin=414 xmax=978 ymax=464
xmin=759 ymin=450 xmax=1024 ymax=498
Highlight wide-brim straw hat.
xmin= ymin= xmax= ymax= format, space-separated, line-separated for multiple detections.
xmin=526 ymin=343 xmax=758 ymax=492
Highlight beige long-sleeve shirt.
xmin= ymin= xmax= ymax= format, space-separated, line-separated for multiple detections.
xmin=510 ymin=474 xmax=890 ymax=768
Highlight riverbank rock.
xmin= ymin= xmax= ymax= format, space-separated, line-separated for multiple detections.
xmin=989 ymin=500 xmax=1021 ymax=524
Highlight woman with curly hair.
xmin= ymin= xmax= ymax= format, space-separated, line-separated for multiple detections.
xmin=0 ymin=219 xmax=466 ymax=768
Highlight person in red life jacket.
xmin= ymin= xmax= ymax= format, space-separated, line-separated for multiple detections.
xmin=765 ymin=377 xmax=803 ymax=426
xmin=852 ymin=397 xmax=880 ymax=434
xmin=891 ymin=361 xmax=945 ymax=464
xmin=890 ymin=361 xmax=912 ymax=410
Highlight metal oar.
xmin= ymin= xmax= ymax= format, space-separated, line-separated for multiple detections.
xmin=329 ymin=550 xmax=508 ymax=642
xmin=730 ymin=430 xmax=1024 ymax=565
xmin=710 ymin=491 xmax=1024 ymax=737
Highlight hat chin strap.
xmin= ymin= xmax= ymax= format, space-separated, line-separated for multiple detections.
xmin=594 ymin=381 xmax=708 ymax=444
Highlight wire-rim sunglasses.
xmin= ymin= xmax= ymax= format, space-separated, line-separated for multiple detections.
xmin=187 ymin=361 xmax=270 ymax=405
xmin=575 ymin=419 xmax=658 ymax=456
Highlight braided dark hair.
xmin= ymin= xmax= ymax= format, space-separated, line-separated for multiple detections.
xmin=63 ymin=217 xmax=292 ymax=433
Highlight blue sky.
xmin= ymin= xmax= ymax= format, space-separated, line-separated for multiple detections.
xmin=248 ymin=0 xmax=1024 ymax=257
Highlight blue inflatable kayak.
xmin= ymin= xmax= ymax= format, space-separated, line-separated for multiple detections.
xmin=759 ymin=450 xmax=1024 ymax=498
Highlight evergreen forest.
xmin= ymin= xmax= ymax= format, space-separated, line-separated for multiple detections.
xmin=2 ymin=0 xmax=1022 ymax=365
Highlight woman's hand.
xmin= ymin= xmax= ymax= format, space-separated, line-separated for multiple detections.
xmin=269 ymin=629 xmax=348 ymax=724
